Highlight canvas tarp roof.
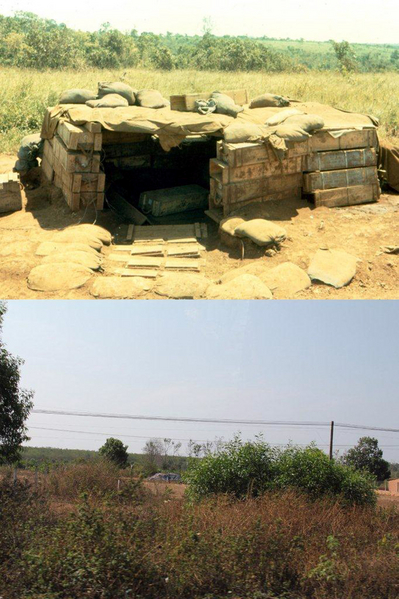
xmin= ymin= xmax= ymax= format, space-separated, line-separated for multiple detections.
xmin=41 ymin=101 xmax=377 ymax=152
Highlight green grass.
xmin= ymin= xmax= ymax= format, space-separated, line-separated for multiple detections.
xmin=0 ymin=68 xmax=398 ymax=153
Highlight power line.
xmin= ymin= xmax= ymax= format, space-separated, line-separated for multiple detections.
xmin=32 ymin=408 xmax=399 ymax=433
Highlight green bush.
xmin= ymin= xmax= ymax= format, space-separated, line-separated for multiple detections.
xmin=185 ymin=438 xmax=376 ymax=506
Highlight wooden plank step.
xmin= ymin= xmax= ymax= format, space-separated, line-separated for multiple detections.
xmin=164 ymin=258 xmax=201 ymax=271
xmin=303 ymin=166 xmax=378 ymax=192
xmin=127 ymin=257 xmax=163 ymax=268
xmin=115 ymin=268 xmax=158 ymax=278
xmin=304 ymin=148 xmax=377 ymax=172
xmin=310 ymin=183 xmax=380 ymax=208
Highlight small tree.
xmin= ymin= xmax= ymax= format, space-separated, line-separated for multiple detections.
xmin=0 ymin=302 xmax=34 ymax=465
xmin=331 ymin=40 xmax=357 ymax=73
xmin=99 ymin=438 xmax=128 ymax=468
xmin=342 ymin=437 xmax=391 ymax=481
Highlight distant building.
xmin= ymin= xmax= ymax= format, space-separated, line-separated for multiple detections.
xmin=388 ymin=478 xmax=399 ymax=495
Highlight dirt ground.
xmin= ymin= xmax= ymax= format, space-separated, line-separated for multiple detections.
xmin=0 ymin=153 xmax=398 ymax=300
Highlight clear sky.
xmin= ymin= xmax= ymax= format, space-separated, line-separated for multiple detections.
xmin=1 ymin=0 xmax=398 ymax=44
xmin=2 ymin=300 xmax=399 ymax=461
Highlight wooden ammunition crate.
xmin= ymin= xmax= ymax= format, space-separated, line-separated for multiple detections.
xmin=52 ymin=135 xmax=101 ymax=173
xmin=304 ymin=148 xmax=377 ymax=172
xmin=0 ymin=172 xmax=23 ymax=213
xmin=210 ymin=185 xmax=301 ymax=215
xmin=210 ymin=172 xmax=302 ymax=207
xmin=309 ymin=183 xmax=380 ymax=207
xmin=303 ymin=166 xmax=378 ymax=192
xmin=210 ymin=155 xmax=303 ymax=184
xmin=56 ymin=121 xmax=102 ymax=151
xmin=170 ymin=89 xmax=249 ymax=112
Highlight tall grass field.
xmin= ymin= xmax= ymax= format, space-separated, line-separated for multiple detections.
xmin=0 ymin=68 xmax=398 ymax=153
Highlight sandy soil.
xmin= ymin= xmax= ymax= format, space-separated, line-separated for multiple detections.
xmin=0 ymin=153 xmax=398 ymax=300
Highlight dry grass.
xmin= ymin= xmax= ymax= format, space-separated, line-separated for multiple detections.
xmin=0 ymin=67 xmax=398 ymax=152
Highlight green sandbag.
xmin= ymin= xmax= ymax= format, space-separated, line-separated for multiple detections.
xmin=98 ymin=82 xmax=136 ymax=105
xmin=211 ymin=92 xmax=244 ymax=117
xmin=16 ymin=134 xmax=43 ymax=171
xmin=86 ymin=94 xmax=129 ymax=108
xmin=59 ymin=89 xmax=96 ymax=104
xmin=283 ymin=114 xmax=325 ymax=132
xmin=234 ymin=219 xmax=287 ymax=247
xmin=224 ymin=121 xmax=264 ymax=143
xmin=274 ymin=124 xmax=310 ymax=142
xmin=249 ymin=93 xmax=290 ymax=108
xmin=136 ymin=89 xmax=169 ymax=109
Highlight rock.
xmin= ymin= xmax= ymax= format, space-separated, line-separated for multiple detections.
xmin=154 ymin=273 xmax=210 ymax=299
xmin=51 ymin=230 xmax=103 ymax=251
xmin=219 ymin=216 xmax=245 ymax=237
xmin=307 ymin=249 xmax=358 ymax=288
xmin=259 ymin=262 xmax=311 ymax=298
xmin=36 ymin=241 xmax=99 ymax=257
xmin=41 ymin=251 xmax=102 ymax=271
xmin=206 ymin=274 xmax=272 ymax=299
xmin=90 ymin=276 xmax=152 ymax=299
xmin=219 ymin=262 xmax=268 ymax=284
xmin=265 ymin=249 xmax=276 ymax=257
xmin=234 ymin=219 xmax=287 ymax=247
xmin=69 ymin=224 xmax=112 ymax=245
xmin=27 ymin=263 xmax=92 ymax=291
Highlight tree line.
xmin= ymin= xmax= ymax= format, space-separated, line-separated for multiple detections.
xmin=0 ymin=12 xmax=398 ymax=72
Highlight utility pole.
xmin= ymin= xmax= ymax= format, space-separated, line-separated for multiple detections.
xmin=329 ymin=421 xmax=334 ymax=460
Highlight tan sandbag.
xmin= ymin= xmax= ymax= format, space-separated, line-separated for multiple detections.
xmin=155 ymin=273 xmax=210 ymax=299
xmin=249 ymin=93 xmax=290 ymax=109
xmin=211 ymin=92 xmax=244 ymax=117
xmin=274 ymin=125 xmax=310 ymax=142
xmin=27 ymin=263 xmax=92 ymax=291
xmin=265 ymin=109 xmax=304 ymax=126
xmin=97 ymin=82 xmax=136 ymax=105
xmin=234 ymin=219 xmax=287 ymax=247
xmin=259 ymin=262 xmax=311 ymax=297
xmin=36 ymin=241 xmax=99 ymax=257
xmin=41 ymin=251 xmax=102 ymax=271
xmin=223 ymin=122 xmax=264 ymax=143
xmin=59 ymin=89 xmax=96 ymax=104
xmin=90 ymin=276 xmax=151 ymax=299
xmin=307 ymin=249 xmax=357 ymax=288
xmin=51 ymin=230 xmax=103 ymax=251
xmin=136 ymin=89 xmax=169 ymax=109
xmin=284 ymin=114 xmax=325 ymax=132
xmin=207 ymin=274 xmax=272 ymax=300
xmin=219 ymin=262 xmax=268 ymax=284
xmin=86 ymin=94 xmax=128 ymax=108
xmin=219 ymin=216 xmax=245 ymax=237
xmin=69 ymin=224 xmax=112 ymax=246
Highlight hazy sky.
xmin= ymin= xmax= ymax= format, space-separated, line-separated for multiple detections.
xmin=2 ymin=300 xmax=398 ymax=461
xmin=1 ymin=0 xmax=398 ymax=44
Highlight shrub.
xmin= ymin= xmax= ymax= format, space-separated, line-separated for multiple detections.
xmin=99 ymin=437 xmax=128 ymax=468
xmin=46 ymin=460 xmax=121 ymax=499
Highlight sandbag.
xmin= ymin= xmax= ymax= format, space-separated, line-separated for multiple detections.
xmin=27 ymin=263 xmax=93 ymax=291
xmin=36 ymin=241 xmax=99 ymax=257
xmin=284 ymin=114 xmax=324 ymax=132
xmin=274 ymin=125 xmax=310 ymax=142
xmin=219 ymin=216 xmax=245 ymax=237
xmin=234 ymin=219 xmax=287 ymax=247
xmin=41 ymin=251 xmax=102 ymax=271
xmin=223 ymin=121 xmax=264 ymax=144
xmin=307 ymin=249 xmax=357 ymax=288
xmin=136 ymin=89 xmax=169 ymax=109
xmin=86 ymin=94 xmax=128 ymax=108
xmin=15 ymin=134 xmax=44 ymax=173
xmin=90 ymin=276 xmax=151 ymax=299
xmin=259 ymin=262 xmax=311 ymax=297
xmin=206 ymin=274 xmax=272 ymax=300
xmin=249 ymin=93 xmax=290 ymax=109
xmin=211 ymin=92 xmax=244 ymax=117
xmin=155 ymin=273 xmax=210 ymax=299
xmin=265 ymin=109 xmax=304 ymax=126
xmin=50 ymin=230 xmax=103 ymax=251
xmin=98 ymin=82 xmax=136 ymax=105
xmin=59 ymin=89 xmax=96 ymax=104
xmin=69 ymin=224 xmax=112 ymax=246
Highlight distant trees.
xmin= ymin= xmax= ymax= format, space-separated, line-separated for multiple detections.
xmin=342 ymin=437 xmax=391 ymax=481
xmin=331 ymin=40 xmax=358 ymax=73
xmin=99 ymin=438 xmax=128 ymax=468
xmin=142 ymin=438 xmax=182 ymax=475
xmin=0 ymin=302 xmax=34 ymax=465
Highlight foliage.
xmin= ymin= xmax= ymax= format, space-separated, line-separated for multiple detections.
xmin=342 ymin=436 xmax=391 ymax=481
xmin=331 ymin=40 xmax=358 ymax=73
xmin=185 ymin=437 xmax=376 ymax=506
xmin=99 ymin=437 xmax=128 ymax=468
xmin=46 ymin=460 xmax=122 ymax=499
xmin=0 ymin=481 xmax=397 ymax=599
xmin=0 ymin=302 xmax=34 ymax=465
xmin=142 ymin=437 xmax=183 ymax=476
